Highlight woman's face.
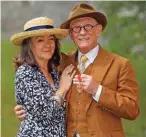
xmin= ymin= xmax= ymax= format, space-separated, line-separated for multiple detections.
xmin=30 ymin=34 xmax=55 ymax=62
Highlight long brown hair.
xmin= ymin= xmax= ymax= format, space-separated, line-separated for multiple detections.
xmin=13 ymin=36 xmax=61 ymax=72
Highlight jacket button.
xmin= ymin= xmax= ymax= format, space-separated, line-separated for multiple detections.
xmin=77 ymin=101 xmax=80 ymax=104
xmin=90 ymin=133 xmax=95 ymax=136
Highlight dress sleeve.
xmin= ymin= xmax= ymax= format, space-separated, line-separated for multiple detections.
xmin=15 ymin=65 xmax=64 ymax=120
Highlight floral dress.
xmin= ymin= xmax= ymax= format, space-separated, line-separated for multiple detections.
xmin=15 ymin=64 xmax=66 ymax=137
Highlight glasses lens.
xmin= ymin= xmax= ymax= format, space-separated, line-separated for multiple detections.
xmin=72 ymin=26 xmax=81 ymax=33
xmin=84 ymin=24 xmax=93 ymax=31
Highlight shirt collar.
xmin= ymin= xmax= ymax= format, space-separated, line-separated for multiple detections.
xmin=78 ymin=45 xmax=99 ymax=64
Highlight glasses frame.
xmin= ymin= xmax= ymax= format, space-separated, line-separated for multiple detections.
xmin=70 ymin=23 xmax=99 ymax=33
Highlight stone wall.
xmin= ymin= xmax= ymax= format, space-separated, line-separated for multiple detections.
xmin=1 ymin=1 xmax=96 ymax=40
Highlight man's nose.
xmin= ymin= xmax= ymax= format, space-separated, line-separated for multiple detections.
xmin=79 ymin=27 xmax=86 ymax=35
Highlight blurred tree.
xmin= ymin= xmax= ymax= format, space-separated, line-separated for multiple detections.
xmin=97 ymin=1 xmax=146 ymax=59
xmin=21 ymin=1 xmax=30 ymax=6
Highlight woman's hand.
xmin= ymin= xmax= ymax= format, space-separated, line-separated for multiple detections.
xmin=14 ymin=105 xmax=26 ymax=121
xmin=58 ymin=64 xmax=76 ymax=97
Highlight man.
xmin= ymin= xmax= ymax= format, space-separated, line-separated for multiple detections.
xmin=14 ymin=3 xmax=139 ymax=137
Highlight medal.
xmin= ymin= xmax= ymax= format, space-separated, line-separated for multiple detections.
xmin=77 ymin=74 xmax=83 ymax=93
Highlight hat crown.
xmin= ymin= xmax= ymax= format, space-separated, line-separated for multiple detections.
xmin=24 ymin=17 xmax=53 ymax=31
xmin=68 ymin=3 xmax=96 ymax=19
xmin=60 ymin=2 xmax=107 ymax=31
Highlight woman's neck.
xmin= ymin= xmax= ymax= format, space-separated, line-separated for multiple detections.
xmin=36 ymin=59 xmax=49 ymax=73
xmin=36 ymin=58 xmax=55 ymax=89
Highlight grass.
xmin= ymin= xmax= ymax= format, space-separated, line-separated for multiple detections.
xmin=1 ymin=41 xmax=146 ymax=137
xmin=2 ymin=41 xmax=19 ymax=137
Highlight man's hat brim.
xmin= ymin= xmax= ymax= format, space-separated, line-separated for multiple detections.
xmin=60 ymin=12 xmax=107 ymax=30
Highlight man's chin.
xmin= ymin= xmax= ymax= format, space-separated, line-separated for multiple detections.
xmin=78 ymin=44 xmax=89 ymax=49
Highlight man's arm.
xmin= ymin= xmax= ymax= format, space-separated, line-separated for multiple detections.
xmin=98 ymin=60 xmax=139 ymax=120
xmin=14 ymin=105 xmax=25 ymax=121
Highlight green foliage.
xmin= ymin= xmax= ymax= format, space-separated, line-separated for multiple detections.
xmin=1 ymin=41 xmax=20 ymax=137
xmin=61 ymin=39 xmax=77 ymax=53
xmin=97 ymin=1 xmax=146 ymax=59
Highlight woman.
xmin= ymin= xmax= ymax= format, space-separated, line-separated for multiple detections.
xmin=10 ymin=17 xmax=75 ymax=137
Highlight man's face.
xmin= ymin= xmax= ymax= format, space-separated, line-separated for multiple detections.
xmin=69 ymin=17 xmax=102 ymax=53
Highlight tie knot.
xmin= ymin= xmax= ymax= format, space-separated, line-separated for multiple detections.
xmin=81 ymin=55 xmax=88 ymax=64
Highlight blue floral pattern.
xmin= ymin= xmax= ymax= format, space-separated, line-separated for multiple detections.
xmin=15 ymin=64 xmax=66 ymax=137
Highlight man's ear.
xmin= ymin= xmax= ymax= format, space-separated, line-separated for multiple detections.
xmin=96 ymin=25 xmax=103 ymax=37
xmin=69 ymin=30 xmax=73 ymax=40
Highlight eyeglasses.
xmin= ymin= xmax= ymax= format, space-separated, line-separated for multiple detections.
xmin=70 ymin=24 xmax=98 ymax=33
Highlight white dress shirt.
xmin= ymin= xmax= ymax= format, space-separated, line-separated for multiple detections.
xmin=78 ymin=45 xmax=102 ymax=102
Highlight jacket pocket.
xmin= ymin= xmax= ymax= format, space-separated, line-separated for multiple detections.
xmin=110 ymin=130 xmax=125 ymax=137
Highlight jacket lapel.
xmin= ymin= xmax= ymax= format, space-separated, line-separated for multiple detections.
xmin=65 ymin=50 xmax=78 ymax=104
xmin=85 ymin=46 xmax=114 ymax=111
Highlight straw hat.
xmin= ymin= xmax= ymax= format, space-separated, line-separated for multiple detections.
xmin=60 ymin=3 xmax=107 ymax=31
xmin=10 ymin=17 xmax=69 ymax=46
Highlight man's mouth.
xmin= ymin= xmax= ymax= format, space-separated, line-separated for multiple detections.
xmin=78 ymin=38 xmax=89 ymax=41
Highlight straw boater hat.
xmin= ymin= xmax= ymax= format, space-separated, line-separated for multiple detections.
xmin=10 ymin=17 xmax=69 ymax=46
xmin=60 ymin=3 xmax=107 ymax=31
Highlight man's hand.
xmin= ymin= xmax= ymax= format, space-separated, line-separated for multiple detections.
xmin=73 ymin=74 xmax=99 ymax=95
xmin=14 ymin=105 xmax=26 ymax=121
